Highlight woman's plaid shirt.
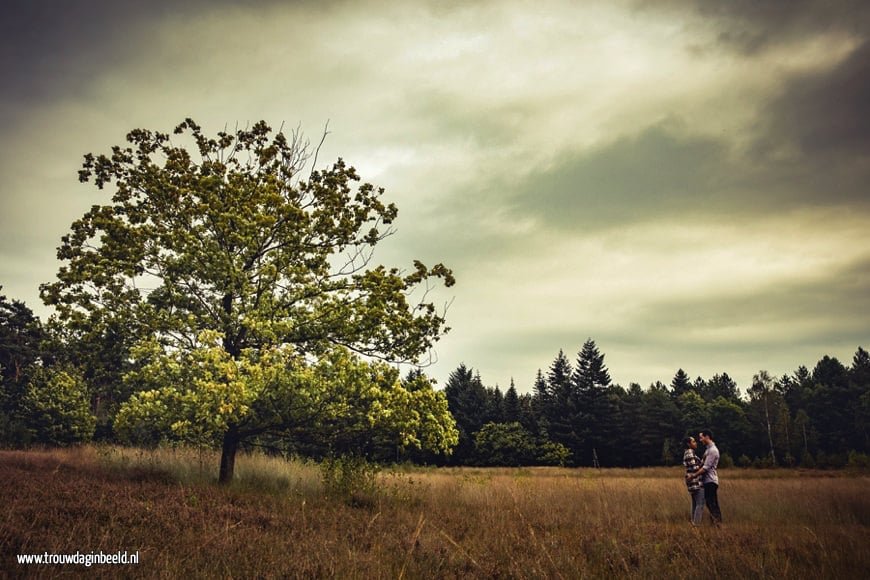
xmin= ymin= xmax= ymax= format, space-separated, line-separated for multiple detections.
xmin=683 ymin=448 xmax=702 ymax=492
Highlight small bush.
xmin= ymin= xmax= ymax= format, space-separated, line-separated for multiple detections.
xmin=22 ymin=366 xmax=95 ymax=446
xmin=536 ymin=440 xmax=571 ymax=467
xmin=320 ymin=455 xmax=379 ymax=504
xmin=737 ymin=454 xmax=752 ymax=468
xmin=847 ymin=450 xmax=870 ymax=470
xmin=816 ymin=452 xmax=848 ymax=469
xmin=719 ymin=452 xmax=734 ymax=468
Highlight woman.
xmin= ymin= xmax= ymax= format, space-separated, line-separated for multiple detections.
xmin=682 ymin=436 xmax=704 ymax=526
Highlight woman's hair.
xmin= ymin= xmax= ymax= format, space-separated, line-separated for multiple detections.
xmin=682 ymin=436 xmax=695 ymax=449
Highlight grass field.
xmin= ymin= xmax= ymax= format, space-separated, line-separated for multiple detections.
xmin=2 ymin=447 xmax=868 ymax=578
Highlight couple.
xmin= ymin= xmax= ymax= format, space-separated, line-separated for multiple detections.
xmin=682 ymin=430 xmax=723 ymax=526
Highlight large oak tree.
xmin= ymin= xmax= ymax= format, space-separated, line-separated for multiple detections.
xmin=41 ymin=119 xmax=457 ymax=481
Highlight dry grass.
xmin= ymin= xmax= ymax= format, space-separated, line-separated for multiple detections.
xmin=2 ymin=447 xmax=868 ymax=578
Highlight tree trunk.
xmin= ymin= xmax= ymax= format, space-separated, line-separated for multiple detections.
xmin=218 ymin=425 xmax=239 ymax=484
xmin=764 ymin=398 xmax=776 ymax=465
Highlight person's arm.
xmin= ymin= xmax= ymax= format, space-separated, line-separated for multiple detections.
xmin=691 ymin=450 xmax=715 ymax=478
xmin=686 ymin=454 xmax=703 ymax=479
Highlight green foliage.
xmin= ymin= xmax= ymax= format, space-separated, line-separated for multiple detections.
xmin=0 ymin=291 xmax=50 ymax=446
xmin=677 ymin=391 xmax=710 ymax=432
xmin=474 ymin=422 xmax=536 ymax=466
xmin=320 ymin=454 xmax=380 ymax=502
xmin=670 ymin=369 xmax=692 ymax=398
xmin=535 ymin=440 xmax=571 ymax=466
xmin=660 ymin=438 xmax=676 ymax=466
xmin=41 ymin=119 xmax=453 ymax=364
xmin=473 ymin=422 xmax=571 ymax=467
xmin=846 ymin=450 xmax=870 ymax=470
xmin=444 ymin=364 xmax=489 ymax=464
xmin=115 ymin=334 xmax=458 ymax=457
xmin=0 ymin=289 xmax=47 ymax=386
xmin=22 ymin=366 xmax=96 ymax=445
xmin=708 ymin=396 xmax=751 ymax=457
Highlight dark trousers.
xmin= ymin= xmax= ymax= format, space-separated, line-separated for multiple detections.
xmin=703 ymin=482 xmax=722 ymax=523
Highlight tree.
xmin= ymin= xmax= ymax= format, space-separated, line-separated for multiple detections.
xmin=504 ymin=379 xmax=521 ymax=423
xmin=0 ymin=291 xmax=50 ymax=445
xmin=572 ymin=339 xmax=611 ymax=391
xmin=702 ymin=373 xmax=739 ymax=402
xmin=678 ymin=391 xmax=710 ymax=433
xmin=749 ymin=371 xmax=780 ymax=464
xmin=444 ymin=364 xmax=489 ymax=463
xmin=850 ymin=347 xmax=870 ymax=451
xmin=543 ymin=350 xmax=579 ymax=460
xmin=42 ymin=119 xmax=456 ymax=482
xmin=485 ymin=385 xmax=505 ymax=424
xmin=474 ymin=422 xmax=537 ymax=466
xmin=572 ymin=339 xmax=617 ymax=465
xmin=808 ymin=355 xmax=863 ymax=455
xmin=637 ymin=382 xmax=680 ymax=465
xmin=0 ymin=289 xmax=47 ymax=385
xmin=851 ymin=347 xmax=870 ymax=386
xmin=115 ymin=335 xmax=456 ymax=463
xmin=22 ymin=365 xmax=96 ymax=446
xmin=670 ymin=369 xmax=692 ymax=398
xmin=708 ymin=396 xmax=751 ymax=458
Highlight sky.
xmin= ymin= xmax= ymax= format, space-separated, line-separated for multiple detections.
xmin=1 ymin=0 xmax=869 ymax=394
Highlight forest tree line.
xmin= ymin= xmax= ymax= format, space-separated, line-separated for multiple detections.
xmin=441 ymin=339 xmax=870 ymax=468
xmin=3 ymin=290 xmax=868 ymax=469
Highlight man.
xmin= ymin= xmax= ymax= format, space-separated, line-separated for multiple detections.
xmin=688 ymin=429 xmax=722 ymax=525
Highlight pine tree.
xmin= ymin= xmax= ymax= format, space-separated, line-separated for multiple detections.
xmin=571 ymin=339 xmax=616 ymax=466
xmin=702 ymin=373 xmax=740 ymax=402
xmin=504 ymin=379 xmax=521 ymax=423
xmin=670 ymin=369 xmax=692 ymax=398
xmin=543 ymin=350 xmax=578 ymax=462
xmin=572 ymin=339 xmax=611 ymax=391
xmin=444 ymin=364 xmax=489 ymax=464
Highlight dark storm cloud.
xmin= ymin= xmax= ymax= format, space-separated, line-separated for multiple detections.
xmin=503 ymin=31 xmax=870 ymax=234
xmin=759 ymin=40 xmax=870 ymax=161
xmin=635 ymin=256 xmax=870 ymax=350
xmin=1 ymin=2 xmax=156 ymax=114
xmin=0 ymin=0 xmax=286 ymax=128
xmin=638 ymin=0 xmax=870 ymax=54
xmin=499 ymin=121 xmax=747 ymax=230
xmin=498 ymin=121 xmax=773 ymax=229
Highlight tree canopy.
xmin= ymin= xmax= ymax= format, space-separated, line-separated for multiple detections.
xmin=40 ymin=119 xmax=458 ymax=481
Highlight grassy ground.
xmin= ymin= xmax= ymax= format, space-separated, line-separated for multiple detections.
xmin=2 ymin=447 xmax=868 ymax=578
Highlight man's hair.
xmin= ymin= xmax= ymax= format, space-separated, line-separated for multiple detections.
xmin=682 ymin=436 xmax=695 ymax=449
xmin=700 ymin=429 xmax=714 ymax=440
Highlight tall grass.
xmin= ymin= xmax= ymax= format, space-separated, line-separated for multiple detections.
xmin=2 ymin=447 xmax=868 ymax=578
xmin=93 ymin=445 xmax=322 ymax=495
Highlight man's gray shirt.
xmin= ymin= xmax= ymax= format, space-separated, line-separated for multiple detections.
xmin=701 ymin=442 xmax=720 ymax=485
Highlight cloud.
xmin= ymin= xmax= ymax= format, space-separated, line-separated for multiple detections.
xmin=500 ymin=121 xmax=737 ymax=230
xmin=636 ymin=0 xmax=870 ymax=55
xmin=758 ymin=40 xmax=870 ymax=161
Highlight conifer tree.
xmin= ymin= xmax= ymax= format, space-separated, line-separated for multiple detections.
xmin=670 ymin=369 xmax=692 ymax=398
xmin=543 ymin=350 xmax=578 ymax=462
xmin=572 ymin=339 xmax=617 ymax=465
xmin=504 ymin=379 xmax=521 ymax=423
